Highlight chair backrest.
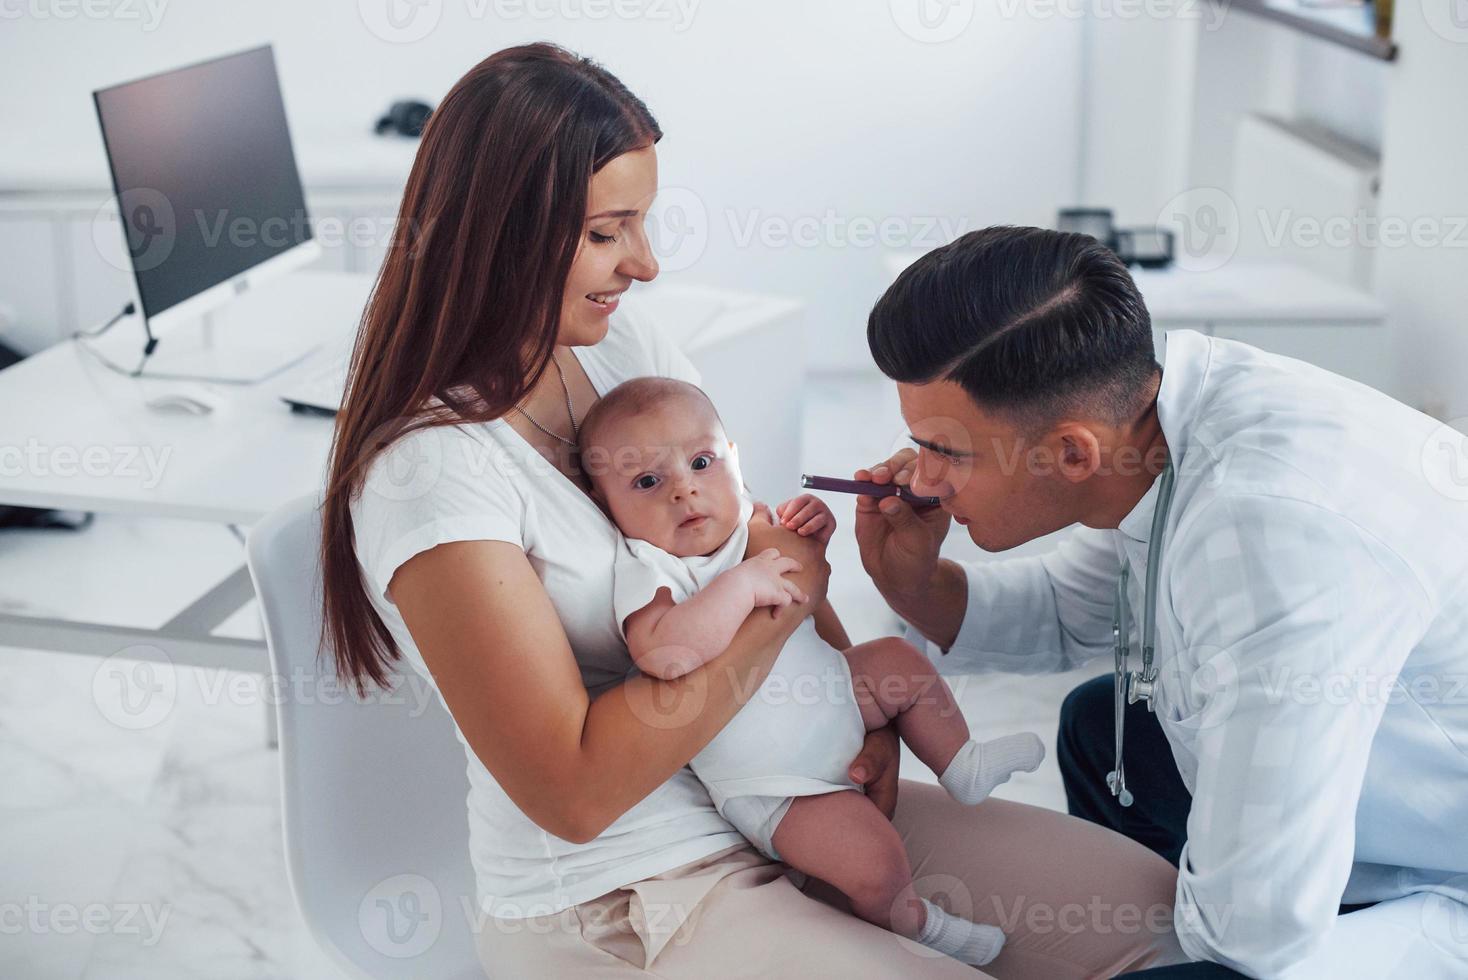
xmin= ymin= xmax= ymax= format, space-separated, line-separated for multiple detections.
xmin=247 ymin=494 xmax=483 ymax=980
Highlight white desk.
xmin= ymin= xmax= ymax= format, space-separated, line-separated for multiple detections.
xmin=0 ymin=272 xmax=371 ymax=674
xmin=0 ymin=274 xmax=806 ymax=684
xmin=1127 ymin=263 xmax=1386 ymax=326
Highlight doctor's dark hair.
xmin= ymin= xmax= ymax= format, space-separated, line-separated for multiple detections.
xmin=320 ymin=43 xmax=661 ymax=694
xmin=868 ymin=226 xmax=1158 ymax=430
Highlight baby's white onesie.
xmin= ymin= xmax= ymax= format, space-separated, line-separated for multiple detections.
xmin=612 ymin=498 xmax=866 ymax=860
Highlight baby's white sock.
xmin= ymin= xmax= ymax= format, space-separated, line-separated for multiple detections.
xmin=938 ymin=733 xmax=1045 ymax=805
xmin=916 ymin=899 xmax=1005 ymax=966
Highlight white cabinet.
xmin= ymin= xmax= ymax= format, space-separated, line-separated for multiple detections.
xmin=0 ymin=213 xmax=65 ymax=355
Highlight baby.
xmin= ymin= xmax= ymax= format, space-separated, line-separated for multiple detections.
xmin=578 ymin=377 xmax=1045 ymax=968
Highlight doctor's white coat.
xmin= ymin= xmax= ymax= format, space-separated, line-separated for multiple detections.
xmin=934 ymin=330 xmax=1468 ymax=978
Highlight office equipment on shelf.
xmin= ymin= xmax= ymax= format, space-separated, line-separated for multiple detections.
xmin=1057 ymin=208 xmax=1115 ymax=248
xmin=91 ymin=44 xmax=324 ymax=383
xmin=1114 ymin=228 xmax=1174 ymax=269
xmin=1058 ymin=208 xmax=1174 ymax=270
xmin=374 ymin=99 xmax=433 ymax=137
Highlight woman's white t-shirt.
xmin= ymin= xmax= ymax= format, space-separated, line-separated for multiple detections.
xmin=350 ymin=303 xmax=744 ymax=919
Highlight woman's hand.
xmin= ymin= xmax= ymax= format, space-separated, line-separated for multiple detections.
xmin=391 ymin=535 xmax=812 ymax=845
xmin=733 ymin=548 xmax=808 ymax=617
xmin=747 ymin=512 xmax=831 ymax=612
xmin=853 ymin=448 xmax=951 ymax=602
xmin=848 ymin=724 xmax=901 ymax=819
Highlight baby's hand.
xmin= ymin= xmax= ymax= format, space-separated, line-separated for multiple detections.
xmin=775 ymin=494 xmax=836 ymax=545
xmin=734 ymin=547 xmax=808 ymax=617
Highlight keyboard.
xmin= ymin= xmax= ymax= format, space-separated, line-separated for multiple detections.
xmin=277 ymin=346 xmax=350 ymax=415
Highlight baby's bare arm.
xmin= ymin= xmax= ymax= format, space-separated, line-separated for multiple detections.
xmin=626 ymin=548 xmax=809 ymax=679
xmin=625 ymin=571 xmax=765 ymax=680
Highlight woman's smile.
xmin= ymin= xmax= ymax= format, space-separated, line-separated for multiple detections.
xmin=586 ymin=290 xmax=623 ymax=314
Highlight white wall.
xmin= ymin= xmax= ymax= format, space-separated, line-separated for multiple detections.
xmin=1078 ymin=5 xmax=1468 ymax=410
xmin=1373 ymin=2 xmax=1468 ymax=421
xmin=0 ymin=0 xmax=1084 ymax=370
xmin=1078 ymin=12 xmax=1199 ymax=225
xmin=1080 ymin=7 xmax=1389 ymax=226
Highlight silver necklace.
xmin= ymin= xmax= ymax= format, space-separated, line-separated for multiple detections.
xmin=514 ymin=351 xmax=580 ymax=448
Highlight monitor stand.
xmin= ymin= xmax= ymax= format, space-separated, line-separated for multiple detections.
xmin=100 ymin=272 xmax=339 ymax=384
xmin=135 ymin=315 xmax=321 ymax=384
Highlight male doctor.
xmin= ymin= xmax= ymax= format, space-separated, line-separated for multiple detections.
xmin=853 ymin=226 xmax=1468 ymax=978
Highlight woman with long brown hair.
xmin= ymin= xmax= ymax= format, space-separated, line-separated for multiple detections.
xmin=319 ymin=42 xmax=1183 ymax=977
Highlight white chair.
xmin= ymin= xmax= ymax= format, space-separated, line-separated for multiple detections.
xmin=246 ymin=494 xmax=484 ymax=980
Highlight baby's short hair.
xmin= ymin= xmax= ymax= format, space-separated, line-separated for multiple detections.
xmin=577 ymin=376 xmax=724 ymax=458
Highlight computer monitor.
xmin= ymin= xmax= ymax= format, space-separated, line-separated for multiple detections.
xmin=93 ymin=45 xmax=323 ymax=382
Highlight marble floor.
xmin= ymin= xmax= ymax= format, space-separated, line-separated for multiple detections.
xmin=0 ymin=374 xmax=1104 ymax=979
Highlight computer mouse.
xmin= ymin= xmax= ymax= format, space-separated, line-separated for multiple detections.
xmin=145 ymin=387 xmax=224 ymax=416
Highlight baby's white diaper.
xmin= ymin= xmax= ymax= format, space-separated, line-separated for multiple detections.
xmin=691 ymin=619 xmax=867 ymax=860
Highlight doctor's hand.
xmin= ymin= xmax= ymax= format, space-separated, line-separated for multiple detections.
xmin=853 ymin=449 xmax=951 ymax=602
xmin=848 ymin=724 xmax=900 ymax=819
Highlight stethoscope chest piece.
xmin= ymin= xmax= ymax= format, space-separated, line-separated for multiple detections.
xmin=1127 ymin=668 xmax=1158 ymax=706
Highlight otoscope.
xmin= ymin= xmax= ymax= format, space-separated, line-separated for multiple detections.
xmin=799 ymin=474 xmax=942 ymax=508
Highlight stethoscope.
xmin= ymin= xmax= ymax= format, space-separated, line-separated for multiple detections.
xmin=1106 ymin=458 xmax=1176 ymax=808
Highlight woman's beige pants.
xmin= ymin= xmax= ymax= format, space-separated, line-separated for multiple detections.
xmin=474 ymin=781 xmax=1186 ymax=978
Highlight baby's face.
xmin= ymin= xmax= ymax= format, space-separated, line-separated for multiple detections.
xmin=589 ymin=401 xmax=743 ymax=557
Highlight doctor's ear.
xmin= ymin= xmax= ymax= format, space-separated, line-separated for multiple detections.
xmin=1053 ymin=425 xmax=1103 ymax=482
